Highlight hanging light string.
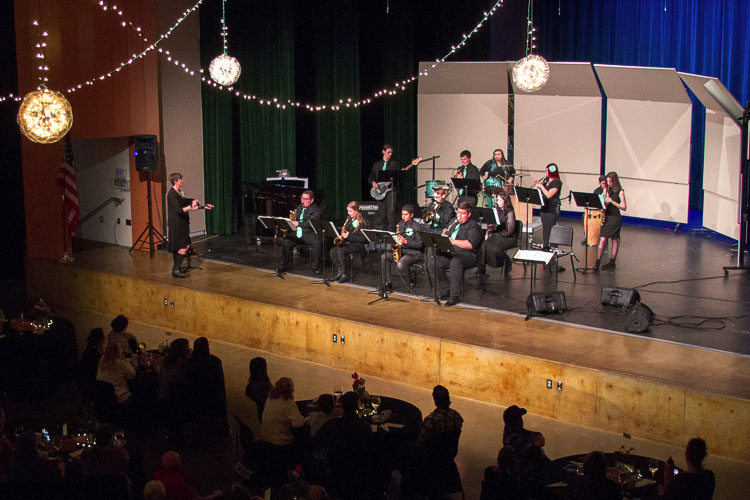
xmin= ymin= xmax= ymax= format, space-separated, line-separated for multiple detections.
xmin=1 ymin=0 xmax=502 ymax=110
xmin=525 ymin=0 xmax=537 ymax=56
xmin=32 ymin=19 xmax=50 ymax=89
xmin=221 ymin=0 xmax=229 ymax=55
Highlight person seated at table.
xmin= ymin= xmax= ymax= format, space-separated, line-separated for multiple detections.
xmin=7 ymin=431 xmax=65 ymax=499
xmin=437 ymin=202 xmax=483 ymax=307
xmin=330 ymin=201 xmax=368 ymax=283
xmin=306 ymin=394 xmax=335 ymax=438
xmin=143 ymin=480 xmax=166 ymax=500
xmin=186 ymin=337 xmax=228 ymax=439
xmin=477 ymin=190 xmax=518 ymax=281
xmin=565 ymin=450 xmax=619 ymax=500
xmin=315 ymin=391 xmax=386 ymax=499
xmin=259 ymin=377 xmax=305 ymax=486
xmin=80 ymin=423 xmax=130 ymax=480
xmin=502 ymin=405 xmax=551 ymax=498
xmin=97 ymin=341 xmax=136 ymax=404
xmin=159 ymin=338 xmax=192 ymax=443
xmin=245 ymin=357 xmax=272 ymax=423
xmin=480 ymin=446 xmax=524 ymax=500
xmin=107 ymin=314 xmax=140 ymax=355
xmin=79 ymin=328 xmax=105 ymax=399
xmin=0 ymin=406 xmax=15 ymax=486
xmin=661 ymin=437 xmax=715 ymax=499
xmin=154 ymin=450 xmax=222 ymax=500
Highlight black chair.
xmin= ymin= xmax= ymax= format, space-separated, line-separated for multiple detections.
xmin=418 ymin=430 xmax=464 ymax=499
xmin=549 ymin=225 xmax=577 ymax=282
xmin=90 ymin=380 xmax=120 ymax=425
xmin=234 ymin=415 xmax=255 ymax=465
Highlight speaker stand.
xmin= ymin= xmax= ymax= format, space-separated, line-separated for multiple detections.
xmin=130 ymin=172 xmax=165 ymax=257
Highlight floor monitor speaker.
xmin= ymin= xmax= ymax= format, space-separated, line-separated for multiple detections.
xmin=600 ymin=286 xmax=640 ymax=310
xmin=625 ymin=303 xmax=655 ymax=333
xmin=527 ymin=291 xmax=567 ymax=316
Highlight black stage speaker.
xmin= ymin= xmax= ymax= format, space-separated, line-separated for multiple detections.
xmin=600 ymin=286 xmax=640 ymax=310
xmin=134 ymin=134 xmax=158 ymax=172
xmin=527 ymin=291 xmax=567 ymax=316
xmin=625 ymin=303 xmax=655 ymax=333
xmin=359 ymin=202 xmax=384 ymax=229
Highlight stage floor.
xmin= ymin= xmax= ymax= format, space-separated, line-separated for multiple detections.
xmin=195 ymin=215 xmax=750 ymax=356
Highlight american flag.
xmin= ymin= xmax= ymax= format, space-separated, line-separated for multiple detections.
xmin=58 ymin=136 xmax=79 ymax=237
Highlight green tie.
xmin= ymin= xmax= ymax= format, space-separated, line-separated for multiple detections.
xmin=296 ymin=208 xmax=306 ymax=238
xmin=382 ymin=161 xmax=387 ymax=171
xmin=451 ymin=224 xmax=460 ymax=239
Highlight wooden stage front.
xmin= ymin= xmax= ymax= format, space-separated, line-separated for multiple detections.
xmin=26 ymin=245 xmax=750 ymax=461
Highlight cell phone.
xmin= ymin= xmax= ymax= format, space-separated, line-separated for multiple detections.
xmin=41 ymin=428 xmax=50 ymax=443
xmin=673 ymin=468 xmax=679 ymax=475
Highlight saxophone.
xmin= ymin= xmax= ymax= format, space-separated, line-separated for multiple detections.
xmin=333 ymin=218 xmax=349 ymax=246
xmin=289 ymin=208 xmax=297 ymax=221
xmin=392 ymin=224 xmax=402 ymax=263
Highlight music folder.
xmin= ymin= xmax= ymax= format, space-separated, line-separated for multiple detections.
xmin=513 ymin=185 xmax=544 ymax=206
xmin=362 ymin=229 xmax=400 ymax=246
xmin=571 ymin=191 xmax=605 ymax=210
xmin=451 ymin=178 xmax=482 ymax=196
xmin=310 ymin=220 xmax=338 ymax=237
xmin=512 ymin=249 xmax=555 ymax=264
xmin=418 ymin=231 xmax=455 ymax=255
xmin=258 ymin=216 xmax=296 ymax=232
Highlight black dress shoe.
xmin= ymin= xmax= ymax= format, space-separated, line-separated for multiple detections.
xmin=601 ymin=260 xmax=616 ymax=270
xmin=331 ymin=271 xmax=344 ymax=282
xmin=409 ymin=280 xmax=417 ymax=288
xmin=335 ymin=274 xmax=349 ymax=283
xmin=445 ymin=296 xmax=459 ymax=307
xmin=172 ymin=267 xmax=187 ymax=278
xmin=439 ymin=291 xmax=451 ymax=300
xmin=556 ymin=265 xmax=566 ymax=273
xmin=504 ymin=256 xmax=513 ymax=275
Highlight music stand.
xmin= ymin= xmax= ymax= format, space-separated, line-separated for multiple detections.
xmin=310 ymin=220 xmax=335 ymax=287
xmin=512 ymin=249 xmax=555 ymax=297
xmin=258 ymin=216 xmax=296 ymax=279
xmin=451 ymin=178 xmax=481 ymax=205
xmin=361 ymin=229 xmax=408 ymax=305
xmin=571 ymin=191 xmax=605 ymax=273
xmin=418 ymin=231 xmax=455 ymax=306
xmin=377 ymin=170 xmax=409 ymax=229
xmin=513 ymin=186 xmax=543 ymax=249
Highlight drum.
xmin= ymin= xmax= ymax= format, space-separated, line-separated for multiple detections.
xmin=585 ymin=209 xmax=604 ymax=246
xmin=425 ymin=179 xmax=448 ymax=198
xmin=484 ymin=177 xmax=502 ymax=189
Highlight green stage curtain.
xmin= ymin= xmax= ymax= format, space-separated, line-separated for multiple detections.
xmin=201 ymin=87 xmax=235 ymax=235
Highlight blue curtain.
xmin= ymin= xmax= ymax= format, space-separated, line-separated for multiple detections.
xmin=535 ymin=0 xmax=750 ymax=105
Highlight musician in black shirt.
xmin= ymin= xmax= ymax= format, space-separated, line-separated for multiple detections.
xmin=393 ymin=205 xmax=425 ymax=288
xmin=369 ymin=144 xmax=400 ymax=229
xmin=424 ymin=187 xmax=456 ymax=233
xmin=534 ymin=163 xmax=563 ymax=248
xmin=453 ymin=150 xmax=481 ymax=207
xmin=437 ymin=202 xmax=483 ymax=307
xmin=282 ymin=190 xmax=322 ymax=274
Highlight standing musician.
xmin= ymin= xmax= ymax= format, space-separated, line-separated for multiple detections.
xmin=392 ymin=204 xmax=425 ymax=288
xmin=594 ymin=172 xmax=627 ymax=271
xmin=533 ymin=163 xmax=563 ymax=249
xmin=477 ymin=190 xmax=518 ymax=281
xmin=437 ymin=202 xmax=483 ymax=307
xmin=167 ymin=172 xmax=213 ymax=278
xmin=424 ymin=186 xmax=456 ymax=233
xmin=453 ymin=150 xmax=481 ymax=207
xmin=330 ymin=201 xmax=368 ymax=283
xmin=282 ymin=190 xmax=322 ymax=275
xmin=369 ymin=144 xmax=400 ymax=229
xmin=480 ymin=148 xmax=515 ymax=186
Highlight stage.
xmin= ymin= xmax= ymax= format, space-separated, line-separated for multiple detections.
xmin=24 ymin=217 xmax=750 ymax=461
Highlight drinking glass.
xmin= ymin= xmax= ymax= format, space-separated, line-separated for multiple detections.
xmin=648 ymin=458 xmax=659 ymax=479
xmin=371 ymin=396 xmax=381 ymax=412
xmin=333 ymin=385 xmax=343 ymax=401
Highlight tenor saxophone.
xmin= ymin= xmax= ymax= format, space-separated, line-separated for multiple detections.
xmin=333 ymin=218 xmax=349 ymax=246
xmin=392 ymin=225 xmax=402 ymax=263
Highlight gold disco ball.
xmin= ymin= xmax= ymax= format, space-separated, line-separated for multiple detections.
xmin=17 ymin=89 xmax=74 ymax=144
xmin=512 ymin=54 xmax=550 ymax=93
xmin=209 ymin=54 xmax=241 ymax=86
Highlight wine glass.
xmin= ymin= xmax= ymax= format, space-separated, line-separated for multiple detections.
xmin=648 ymin=458 xmax=659 ymax=479
xmin=371 ymin=396 xmax=381 ymax=413
xmin=333 ymin=384 xmax=343 ymax=402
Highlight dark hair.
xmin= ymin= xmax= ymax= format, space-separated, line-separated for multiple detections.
xmin=606 ymin=171 xmax=622 ymax=194
xmin=94 ymin=423 xmax=116 ymax=448
xmin=317 ymin=394 xmax=335 ymax=414
xmin=598 ymin=175 xmax=607 ymax=183
xmin=87 ymin=327 xmax=105 ymax=346
xmin=686 ymin=437 xmax=708 ymax=469
xmin=583 ymin=451 xmax=608 ymax=479
xmin=457 ymin=201 xmax=472 ymax=213
xmin=192 ymin=337 xmax=210 ymax=360
xmin=460 ymin=150 xmax=471 ymax=158
xmin=432 ymin=385 xmax=451 ymax=409
xmin=546 ymin=163 xmax=560 ymax=180
xmin=269 ymin=377 xmax=294 ymax=400
xmin=340 ymin=391 xmax=358 ymax=416
xmin=164 ymin=338 xmax=190 ymax=368
xmin=249 ymin=357 xmax=270 ymax=383
xmin=302 ymin=189 xmax=314 ymax=200
xmin=498 ymin=190 xmax=513 ymax=214
xmin=496 ymin=446 xmax=520 ymax=479
xmin=402 ymin=204 xmax=415 ymax=215
xmin=382 ymin=144 xmax=393 ymax=152
xmin=111 ymin=315 xmax=128 ymax=333
xmin=168 ymin=172 xmax=183 ymax=186
xmin=493 ymin=148 xmax=506 ymax=161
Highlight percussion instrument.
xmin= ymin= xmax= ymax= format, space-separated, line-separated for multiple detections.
xmin=584 ymin=209 xmax=604 ymax=246
xmin=425 ymin=179 xmax=449 ymax=198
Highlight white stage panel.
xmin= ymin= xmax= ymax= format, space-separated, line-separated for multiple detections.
xmin=703 ymin=191 xmax=741 ymax=240
xmin=624 ymin=178 xmax=689 ymax=223
xmin=418 ymin=61 xmax=511 ymax=95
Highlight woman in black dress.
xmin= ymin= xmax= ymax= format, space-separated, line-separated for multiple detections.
xmin=167 ymin=172 xmax=212 ymax=278
xmin=533 ymin=163 xmax=562 ymax=248
xmin=594 ymin=171 xmax=627 ymax=270
xmin=478 ymin=190 xmax=518 ymax=279
xmin=330 ymin=201 xmax=368 ymax=283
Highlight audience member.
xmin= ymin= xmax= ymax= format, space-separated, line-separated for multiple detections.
xmin=107 ymin=314 xmax=140 ymax=355
xmin=8 ymin=431 xmax=65 ymax=499
xmin=306 ymin=394 xmax=335 ymax=438
xmin=143 ymin=480 xmax=167 ymax=500
xmin=480 ymin=446 xmax=525 ymax=499
xmin=97 ymin=341 xmax=136 ymax=404
xmin=245 ymin=357 xmax=272 ymax=422
xmin=79 ymin=327 xmax=105 ymax=398
xmin=80 ymin=423 xmax=130 ymax=479
xmin=186 ymin=337 xmax=228 ymax=436
xmin=565 ymin=450 xmax=619 ymax=500
xmin=159 ymin=338 xmax=192 ymax=442
xmin=0 ymin=407 xmax=14 ymax=485
xmin=259 ymin=377 xmax=305 ymax=486
xmin=154 ymin=450 xmax=222 ymax=500
xmin=502 ymin=405 xmax=551 ymax=497
xmin=661 ymin=437 xmax=715 ymax=499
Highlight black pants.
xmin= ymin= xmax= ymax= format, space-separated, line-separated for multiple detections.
xmin=436 ymin=252 xmax=476 ymax=297
xmin=540 ymin=211 xmax=559 ymax=247
xmin=282 ymin=232 xmax=322 ymax=271
xmin=330 ymin=242 xmax=365 ymax=274
xmin=393 ymin=249 xmax=422 ymax=281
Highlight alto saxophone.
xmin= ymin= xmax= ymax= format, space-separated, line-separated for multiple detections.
xmin=333 ymin=218 xmax=349 ymax=246
xmin=392 ymin=225 xmax=402 ymax=263
xmin=289 ymin=208 xmax=297 ymax=221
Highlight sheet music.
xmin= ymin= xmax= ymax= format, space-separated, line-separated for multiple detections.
xmin=513 ymin=249 xmax=555 ymax=264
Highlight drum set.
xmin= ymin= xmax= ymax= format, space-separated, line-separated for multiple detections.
xmin=422 ymin=171 xmax=522 ymax=208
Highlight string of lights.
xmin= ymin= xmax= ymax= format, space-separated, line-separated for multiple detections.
xmin=2 ymin=0 xmax=503 ymax=111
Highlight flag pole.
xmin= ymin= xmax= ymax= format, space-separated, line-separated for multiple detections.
xmin=59 ymin=138 xmax=74 ymax=263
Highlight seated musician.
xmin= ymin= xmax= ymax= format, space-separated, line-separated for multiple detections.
xmin=330 ymin=201 xmax=368 ymax=283
xmin=437 ymin=202 xmax=483 ymax=307
xmin=480 ymin=148 xmax=515 ymax=186
xmin=425 ymin=186 xmax=456 ymax=233
xmin=478 ymin=190 xmax=518 ymax=280
xmin=393 ymin=204 xmax=425 ymax=288
xmin=282 ymin=190 xmax=322 ymax=275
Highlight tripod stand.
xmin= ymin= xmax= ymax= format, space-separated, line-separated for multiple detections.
xmin=130 ymin=171 xmax=165 ymax=257
xmin=311 ymin=220 xmax=336 ymax=287
xmin=362 ymin=230 xmax=408 ymax=305
xmin=258 ymin=216 xmax=295 ymax=279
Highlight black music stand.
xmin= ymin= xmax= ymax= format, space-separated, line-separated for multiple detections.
xmin=451 ymin=178 xmax=481 ymax=206
xmin=571 ymin=191 xmax=605 ymax=273
xmin=258 ymin=216 xmax=295 ymax=279
xmin=377 ymin=170 xmax=409 ymax=229
xmin=310 ymin=220 xmax=335 ymax=287
xmin=362 ymin=229 xmax=408 ymax=305
xmin=511 ymin=248 xmax=555 ymax=298
xmin=513 ymin=186 xmax=544 ymax=249
xmin=418 ymin=231 xmax=455 ymax=306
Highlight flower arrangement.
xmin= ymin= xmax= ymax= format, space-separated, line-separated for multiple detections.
xmin=351 ymin=371 xmax=368 ymax=399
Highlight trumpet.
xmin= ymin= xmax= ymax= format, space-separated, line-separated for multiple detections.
xmin=392 ymin=225 xmax=402 ymax=263
xmin=423 ymin=201 xmax=442 ymax=225
xmin=333 ymin=218 xmax=349 ymax=246
xmin=453 ymin=166 xmax=464 ymax=178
